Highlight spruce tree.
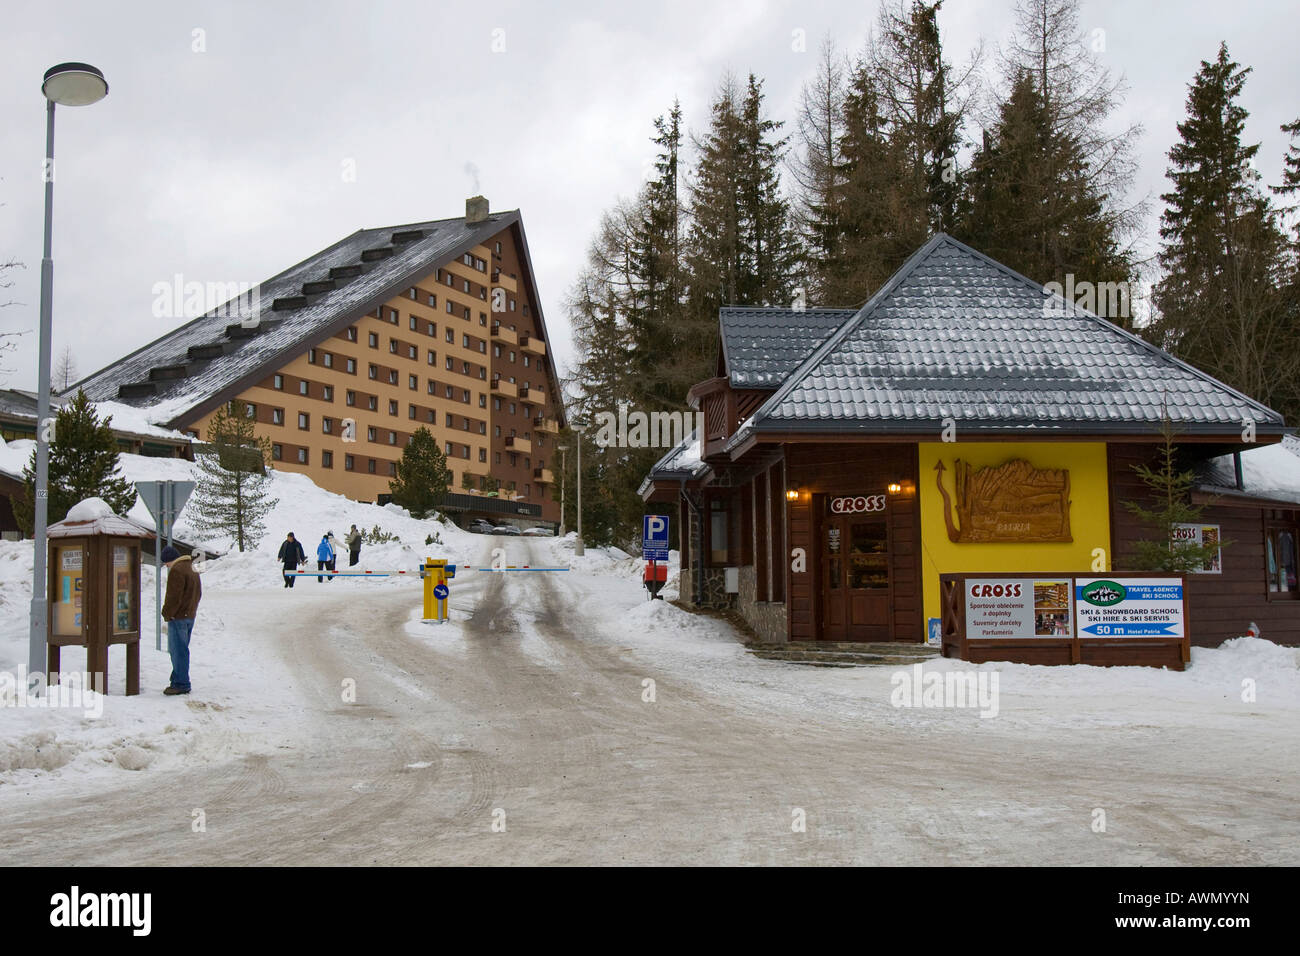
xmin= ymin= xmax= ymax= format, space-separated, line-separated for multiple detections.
xmin=792 ymin=37 xmax=849 ymax=304
xmin=187 ymin=400 xmax=278 ymax=552
xmin=1149 ymin=43 xmax=1297 ymax=421
xmin=389 ymin=427 xmax=451 ymax=519
xmin=14 ymin=390 xmax=135 ymax=533
xmin=1123 ymin=417 xmax=1229 ymax=574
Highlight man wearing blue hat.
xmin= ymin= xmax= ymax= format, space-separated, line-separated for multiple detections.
xmin=160 ymin=545 xmax=202 ymax=696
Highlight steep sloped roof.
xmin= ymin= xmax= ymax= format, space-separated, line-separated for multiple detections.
xmin=732 ymin=234 xmax=1286 ymax=445
xmin=74 ymin=211 xmax=535 ymax=429
xmin=718 ymin=308 xmax=858 ymax=387
xmin=637 ymin=430 xmax=708 ymax=498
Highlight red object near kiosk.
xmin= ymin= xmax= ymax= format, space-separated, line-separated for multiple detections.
xmin=644 ymin=561 xmax=668 ymax=600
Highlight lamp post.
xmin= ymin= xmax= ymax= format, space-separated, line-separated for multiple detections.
xmin=571 ymin=422 xmax=587 ymax=556
xmin=557 ymin=444 xmax=567 ymax=537
xmin=29 ymin=63 xmax=109 ymax=681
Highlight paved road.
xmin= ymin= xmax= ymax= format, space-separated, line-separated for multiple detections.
xmin=3 ymin=538 xmax=1296 ymax=864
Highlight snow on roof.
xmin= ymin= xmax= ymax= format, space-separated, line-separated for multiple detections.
xmin=1202 ymin=439 xmax=1300 ymax=505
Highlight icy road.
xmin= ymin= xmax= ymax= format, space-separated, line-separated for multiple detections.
xmin=2 ymin=536 xmax=1298 ymax=865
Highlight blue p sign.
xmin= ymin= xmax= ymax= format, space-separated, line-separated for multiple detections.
xmin=642 ymin=514 xmax=670 ymax=560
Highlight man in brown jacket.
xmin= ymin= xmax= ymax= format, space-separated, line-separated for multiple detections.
xmin=160 ymin=545 xmax=202 ymax=696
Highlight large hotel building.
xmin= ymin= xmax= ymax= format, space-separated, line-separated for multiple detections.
xmin=75 ymin=199 xmax=564 ymax=526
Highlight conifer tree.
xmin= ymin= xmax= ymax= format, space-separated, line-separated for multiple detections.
xmin=1123 ymin=417 xmax=1229 ymax=574
xmin=389 ymin=426 xmax=451 ymax=519
xmin=187 ymin=399 xmax=277 ymax=552
xmin=1149 ymin=43 xmax=1297 ymax=421
xmin=14 ymin=390 xmax=135 ymax=533
xmin=791 ymin=37 xmax=849 ymax=303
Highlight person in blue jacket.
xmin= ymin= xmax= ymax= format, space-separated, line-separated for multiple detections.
xmin=316 ymin=534 xmax=336 ymax=582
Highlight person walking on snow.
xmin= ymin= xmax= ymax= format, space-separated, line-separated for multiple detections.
xmin=326 ymin=532 xmax=340 ymax=576
xmin=278 ymin=531 xmax=306 ymax=588
xmin=160 ymin=545 xmax=201 ymax=696
xmin=346 ymin=524 xmax=362 ymax=567
xmin=316 ymin=534 xmax=335 ymax=582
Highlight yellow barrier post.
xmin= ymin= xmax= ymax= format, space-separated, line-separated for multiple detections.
xmin=422 ymin=558 xmax=455 ymax=623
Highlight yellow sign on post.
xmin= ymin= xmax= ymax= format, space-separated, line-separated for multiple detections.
xmin=422 ymin=558 xmax=455 ymax=622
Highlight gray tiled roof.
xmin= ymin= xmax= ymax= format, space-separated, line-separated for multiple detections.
xmin=719 ymin=308 xmax=857 ymax=387
xmin=736 ymin=234 xmax=1286 ymax=442
xmin=74 ymin=212 xmax=523 ymax=427
xmin=638 ymin=430 xmax=708 ymax=497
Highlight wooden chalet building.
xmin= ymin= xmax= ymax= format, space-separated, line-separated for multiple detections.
xmin=641 ymin=234 xmax=1300 ymax=653
xmin=74 ymin=198 xmax=565 ymax=528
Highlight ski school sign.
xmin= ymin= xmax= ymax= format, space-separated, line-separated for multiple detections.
xmin=939 ymin=571 xmax=1191 ymax=669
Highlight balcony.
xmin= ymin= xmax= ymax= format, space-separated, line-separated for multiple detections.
xmin=519 ymin=334 xmax=546 ymax=356
xmin=533 ymin=467 xmax=554 ymax=484
xmin=534 ymin=416 xmax=559 ymax=434
xmin=505 ymin=436 xmax=532 ymax=454
xmin=518 ymin=386 xmax=545 ymax=404
xmin=490 ymin=378 xmax=517 ymax=397
xmin=491 ymin=323 xmax=517 ymax=345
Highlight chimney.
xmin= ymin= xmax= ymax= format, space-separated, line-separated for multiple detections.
xmin=465 ymin=195 xmax=489 ymax=224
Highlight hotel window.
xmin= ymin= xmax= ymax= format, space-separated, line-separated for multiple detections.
xmin=427 ymin=321 xmax=435 ymax=335
xmin=388 ymin=370 xmax=398 ymax=385
xmin=272 ymin=443 xmax=282 ymax=460
xmin=493 ymin=344 xmax=501 ymax=358
xmin=523 ymin=305 xmax=530 ymax=318
xmin=1267 ymin=519 xmax=1299 ymax=598
xmin=389 ymin=339 xmax=398 ymax=354
xmin=299 ymin=380 xmax=309 ymax=396
xmin=388 ymin=431 xmax=397 ymax=445
xmin=463 ymin=279 xmax=470 ymax=293
xmin=408 ymin=404 xmax=416 ymax=420
xmin=296 ymin=448 xmax=308 ymax=464
xmin=478 ymin=394 xmax=486 ymax=408
xmin=368 ymin=459 xmax=376 ymax=474
xmin=347 ymin=327 xmax=358 ymax=342
xmin=409 ymin=287 xmax=417 ymax=300
xmin=426 ymin=410 xmax=435 ymax=423
xmin=273 ymin=374 xmax=284 ymax=390
xmin=323 ymin=353 xmax=333 ymax=368
xmin=462 ymin=361 xmax=471 ymax=374
xmin=409 ymin=315 xmax=417 ymax=331
xmin=445 ymin=328 xmax=454 ymax=343
xmin=445 ymin=385 xmax=454 ymax=399
xmin=323 ymin=385 xmax=333 ymax=402
xmin=322 ymin=450 xmax=333 ymax=469
xmin=509 ymin=403 xmax=517 ymax=415
xmin=244 ymin=403 xmax=257 ymax=418
xmin=709 ymin=498 xmax=729 ymax=565
xmin=368 ymin=396 xmax=378 ymax=411
xmin=427 ymin=380 xmax=436 ymax=395
xmin=409 ymin=374 xmax=417 ymax=390
xmin=523 ymin=355 xmax=530 ymax=367
xmin=308 ymin=348 xmax=316 ymax=363
xmin=408 ymin=345 xmax=417 ymax=360
xmin=462 ymin=334 xmax=470 ymax=348
xmin=388 ymin=462 xmax=397 ymax=477
xmin=346 ymin=390 xmax=356 ymax=407
xmin=479 ymin=448 xmax=487 ymax=463
xmin=344 ymin=454 xmax=354 ymax=471
xmin=495 ymin=452 xmax=501 ymax=464
xmin=428 ymin=350 xmax=436 ymax=365
xmin=367 ymin=426 xmax=377 ymax=441
xmin=272 ymin=408 xmax=284 ymax=425
xmin=494 ymin=425 xmax=501 ymax=437
xmin=388 ymin=400 xmax=398 ymax=415
xmin=494 ymin=241 xmax=501 ymax=255
xmin=368 ymin=364 xmax=377 ymax=379
xmin=298 ymin=412 xmax=309 ymax=430
xmin=322 ymin=417 xmax=333 ymax=434
xmin=346 ymin=358 xmax=356 ymax=374
xmin=446 ymin=300 xmax=454 ymax=313
xmin=445 ymin=357 xmax=453 ymax=371
xmin=509 ymin=299 xmax=516 ymax=312
xmin=445 ymin=272 xmax=453 ymax=287
xmin=389 ymin=309 xmax=398 ymax=325
xmin=464 ymin=306 xmax=471 ymax=320
xmin=479 ymin=368 xmax=486 ymax=380
xmin=479 ymin=314 xmax=487 ymax=327
xmin=369 ymin=332 xmax=379 ymax=348
xmin=445 ymin=441 xmax=453 ymax=455
xmin=427 ymin=295 xmax=436 ymax=308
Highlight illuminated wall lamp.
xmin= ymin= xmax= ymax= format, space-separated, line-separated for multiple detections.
xmin=887 ymin=482 xmax=903 ymax=495
xmin=785 ymin=488 xmax=800 ymax=501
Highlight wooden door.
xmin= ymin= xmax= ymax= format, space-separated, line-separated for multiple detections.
xmin=820 ymin=510 xmax=892 ymax=641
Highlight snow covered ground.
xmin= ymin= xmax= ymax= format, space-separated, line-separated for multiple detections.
xmin=2 ymin=436 xmax=1298 ymax=864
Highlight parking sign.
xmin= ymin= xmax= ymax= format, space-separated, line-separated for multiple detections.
xmin=642 ymin=515 xmax=669 ymax=561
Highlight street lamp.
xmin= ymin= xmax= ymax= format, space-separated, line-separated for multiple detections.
xmin=556 ymin=444 xmax=568 ymax=537
xmin=570 ymin=422 xmax=587 ymax=556
xmin=29 ymin=63 xmax=109 ymax=681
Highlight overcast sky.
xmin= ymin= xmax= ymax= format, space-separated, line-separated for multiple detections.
xmin=1 ymin=0 xmax=1296 ymax=397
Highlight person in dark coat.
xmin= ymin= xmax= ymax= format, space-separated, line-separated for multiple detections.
xmin=278 ymin=532 xmax=306 ymax=588
xmin=161 ymin=545 xmax=201 ymax=695
xmin=346 ymin=525 xmax=362 ymax=567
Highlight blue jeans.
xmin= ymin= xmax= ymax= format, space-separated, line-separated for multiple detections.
xmin=167 ymin=618 xmax=195 ymax=691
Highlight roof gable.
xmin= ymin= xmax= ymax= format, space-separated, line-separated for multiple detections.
xmin=737 ymin=234 xmax=1286 ymax=441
